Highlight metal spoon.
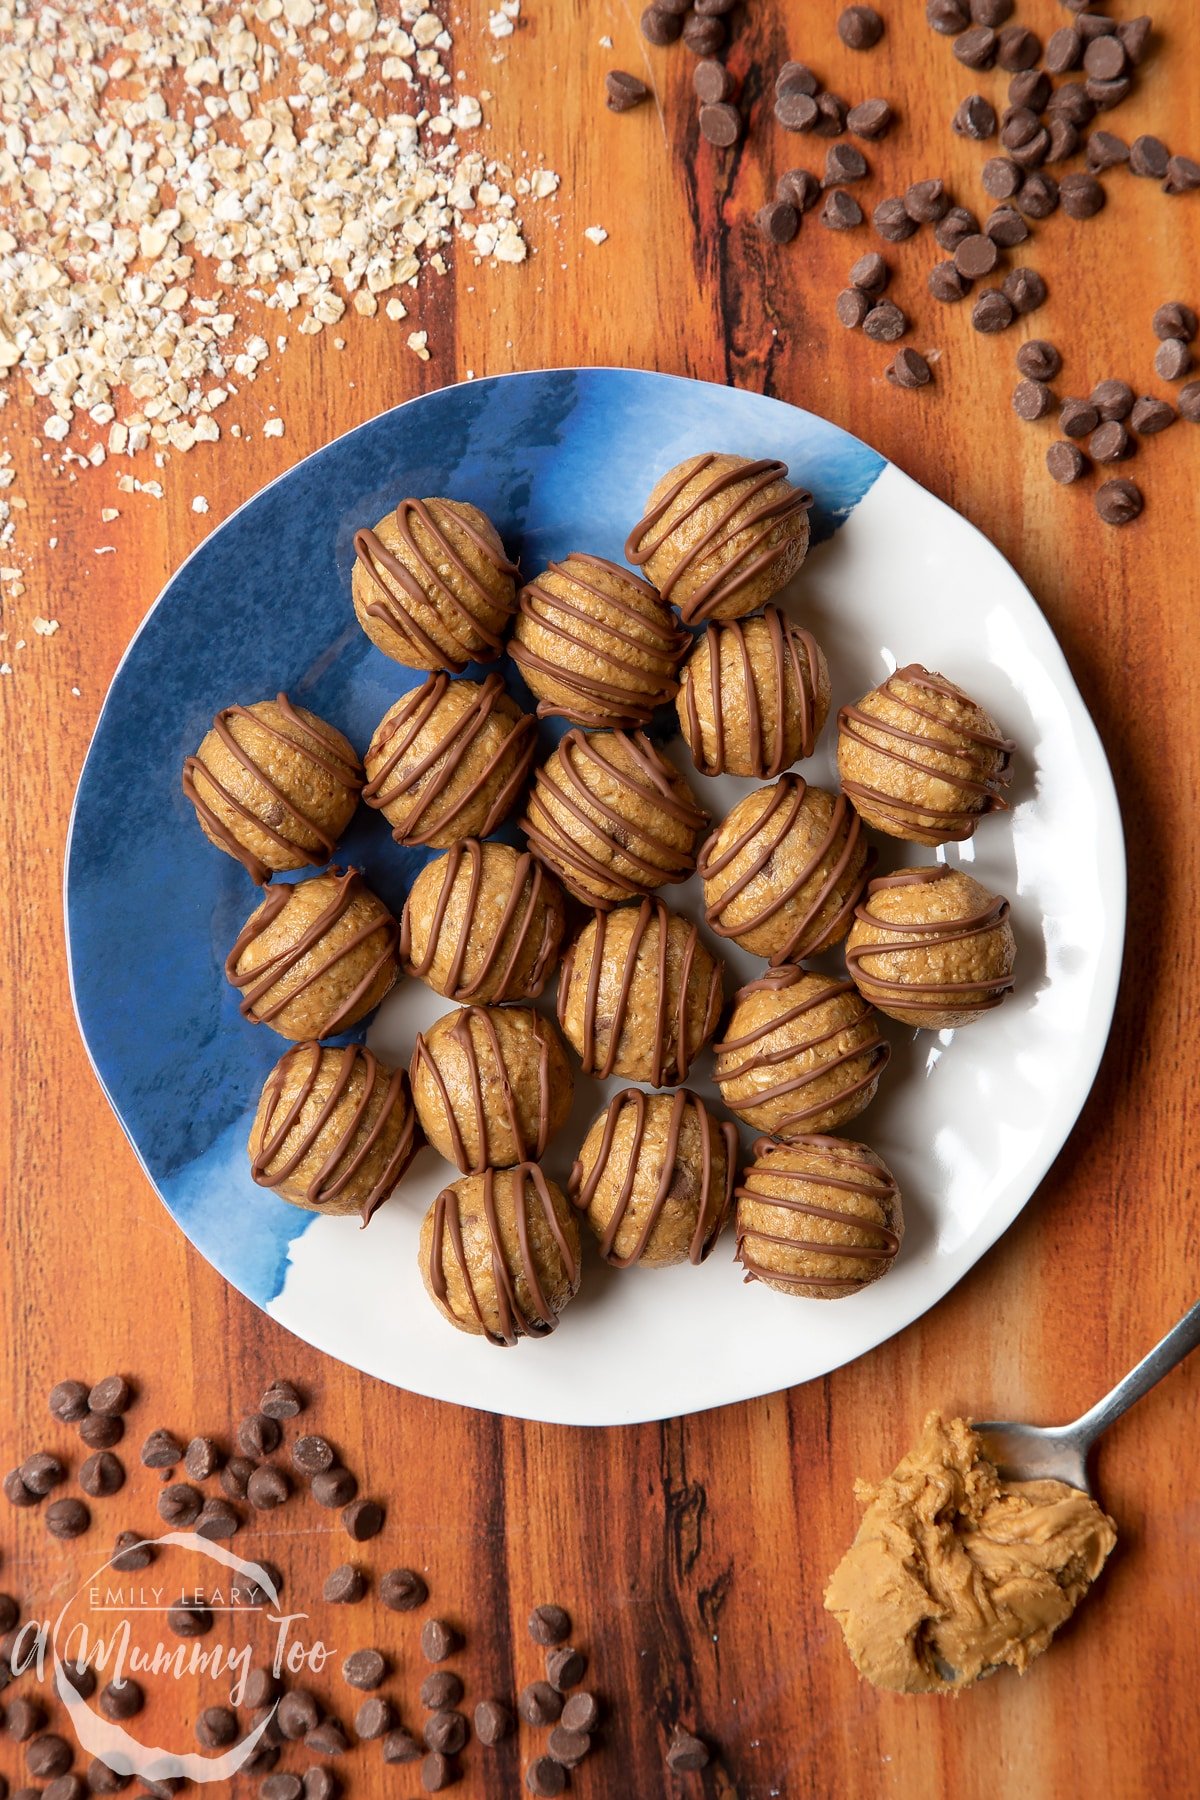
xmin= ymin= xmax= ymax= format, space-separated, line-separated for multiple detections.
xmin=975 ymin=1295 xmax=1200 ymax=1493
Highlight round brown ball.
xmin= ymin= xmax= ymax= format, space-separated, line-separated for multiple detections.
xmin=363 ymin=673 xmax=535 ymax=847
xmin=520 ymin=728 xmax=707 ymax=909
xmin=183 ymin=694 xmax=362 ymax=884
xmin=697 ymin=775 xmax=870 ymax=963
xmin=400 ymin=840 xmax=566 ymax=1004
xmin=226 ymin=868 xmax=399 ymax=1039
xmin=419 ymin=1165 xmax=581 ymax=1345
xmin=625 ymin=452 xmax=812 ymax=623
xmin=735 ymin=1136 xmax=903 ymax=1299
xmin=510 ymin=553 xmax=688 ymax=727
xmin=837 ymin=663 xmax=1014 ymax=844
xmin=557 ymin=897 xmax=724 ymax=1086
xmin=248 ymin=1043 xmax=420 ymax=1223
xmin=351 ymin=497 xmax=518 ymax=672
xmin=846 ymin=864 xmax=1017 ymax=1028
xmin=410 ymin=1006 xmax=574 ymax=1174
xmin=712 ymin=966 xmax=889 ymax=1137
xmin=569 ymin=1088 xmax=738 ymax=1268
xmin=676 ymin=607 xmax=831 ymax=778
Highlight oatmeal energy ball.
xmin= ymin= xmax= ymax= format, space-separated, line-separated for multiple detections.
xmin=226 ymin=867 xmax=399 ymax=1040
xmin=736 ymin=1135 xmax=903 ymax=1299
xmin=846 ymin=865 xmax=1017 ymax=1029
xmin=626 ymin=452 xmax=812 ymax=623
xmin=569 ymin=1087 xmax=738 ymax=1269
xmin=410 ymin=1005 xmax=573 ymax=1174
xmin=182 ymin=694 xmax=362 ymax=884
xmin=837 ymin=663 xmax=1014 ymax=844
xmin=352 ymin=496 xmax=518 ymax=673
xmin=419 ymin=1165 xmax=581 ymax=1346
xmin=400 ymin=839 xmax=566 ymax=1004
xmin=676 ymin=606 xmax=831 ymax=778
xmin=248 ymin=1042 xmax=420 ymax=1224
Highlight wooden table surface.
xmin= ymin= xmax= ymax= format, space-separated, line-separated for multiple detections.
xmin=2 ymin=2 xmax=1198 ymax=1795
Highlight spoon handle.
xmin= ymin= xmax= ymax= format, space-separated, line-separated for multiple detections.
xmin=1075 ymin=1295 xmax=1200 ymax=1450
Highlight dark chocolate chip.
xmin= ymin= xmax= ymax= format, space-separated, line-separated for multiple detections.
xmin=693 ymin=60 xmax=732 ymax=104
xmin=278 ymin=1691 xmax=322 ymax=1739
xmin=862 ymin=299 xmax=908 ymax=342
xmin=1091 ymin=379 xmax=1135 ymax=422
xmin=1009 ymin=70 xmax=1050 ymax=113
xmin=196 ymin=1706 xmax=238 ymax=1748
xmin=342 ymin=1497 xmax=383 ymax=1541
xmin=666 ymin=1733 xmax=711 ymax=1772
xmin=756 ymin=200 xmax=800 ymax=245
xmin=79 ymin=1452 xmax=124 ymax=1498
xmin=183 ymin=1437 xmax=223 ymax=1482
xmin=237 ymin=1414 xmax=281 ymax=1461
xmin=88 ymin=1377 xmax=132 ymax=1417
xmin=49 ymin=1381 xmax=90 ymax=1424
xmin=1089 ymin=422 xmax=1132 ymax=464
xmin=381 ymin=1567 xmax=428 ymax=1612
xmin=1060 ymin=397 xmax=1100 ymax=438
xmin=167 ymin=1601 xmax=211 ymax=1637
xmin=27 ymin=1736 xmax=74 ymax=1778
xmin=606 ymin=69 xmax=650 ymax=112
xmin=847 ymin=99 xmax=892 ymax=138
xmin=546 ymin=1645 xmax=587 ymax=1691
xmin=1095 ymin=478 xmax=1143 ymax=524
xmin=79 ymin=1413 xmax=124 ymax=1450
xmin=886 ymin=348 xmax=933 ymax=388
xmin=814 ymin=93 xmax=849 ymax=136
xmin=1044 ymin=117 xmax=1078 ymax=163
xmin=158 ymin=1482 xmax=202 ymax=1527
xmin=86 ymin=1757 xmax=132 ymax=1794
xmin=423 ymin=1710 xmax=468 ymax=1755
xmin=324 ymin=1564 xmax=366 ymax=1605
xmin=111 ymin=1530 xmax=155 ymax=1572
xmin=982 ymin=157 xmax=1023 ymax=199
xmin=311 ymin=1467 xmax=357 ymax=1510
xmin=986 ymin=204 xmax=1028 ymax=245
xmin=100 ymin=1679 xmax=144 ymax=1721
xmin=935 ymin=206 xmax=980 ymax=250
xmin=1153 ymin=303 xmax=1198 ymax=343
xmin=1002 ymin=267 xmax=1046 ymax=314
xmin=839 ymin=5 xmax=884 ymax=49
xmin=873 ymin=198 xmax=918 ymax=242
xmin=821 ymin=190 xmax=864 ymax=230
xmin=1060 ymin=172 xmax=1105 ymax=218
xmin=306 ymin=1721 xmax=350 ymax=1758
xmin=905 ymin=178 xmax=949 ymax=223
xmin=1164 ymin=155 xmax=1200 ymax=194
xmin=836 ymin=288 xmax=870 ymax=328
xmin=776 ymin=168 xmax=821 ymax=213
xmin=343 ymin=1649 xmax=387 ymax=1691
xmin=247 ymin=1466 xmax=290 ymax=1511
xmin=21 ymin=1453 xmax=65 ymax=1496
xmin=1017 ymin=173 xmax=1059 ymax=218
xmin=1087 ymin=131 xmax=1129 ymax=173
xmin=1130 ymin=135 xmax=1170 ymax=180
xmin=243 ymin=1668 xmax=281 ymax=1708
xmin=682 ymin=11 xmax=725 ymax=54
xmin=825 ymin=143 xmax=868 ymax=185
xmin=474 ymin=1700 xmax=512 ymax=1746
xmin=1083 ymin=34 xmax=1126 ymax=80
xmin=561 ymin=1692 xmax=600 ymax=1733
xmin=1118 ymin=15 xmax=1152 ymax=62
xmin=1155 ymin=339 xmax=1192 ymax=381
xmin=929 ymin=261 xmax=970 ymax=303
xmin=1046 ymin=440 xmax=1087 ymax=485
xmin=1047 ymin=83 xmax=1095 ymax=128
xmin=1045 ymin=25 xmax=1082 ymax=73
xmin=699 ymin=102 xmax=741 ymax=147
xmin=8 ymin=1697 xmax=45 ymax=1740
xmin=46 ymin=1497 xmax=90 ymax=1539
xmin=420 ymin=1750 xmax=456 ymax=1792
xmin=382 ymin=1729 xmax=423 ymax=1764
xmin=775 ymin=61 xmax=818 ymax=97
xmin=195 ymin=1496 xmax=240 ymax=1540
xmin=849 ymin=251 xmax=888 ymax=294
xmin=260 ymin=1779 xmax=303 ymax=1800
xmin=420 ymin=1619 xmax=458 ymax=1663
xmin=954 ymin=233 xmax=998 ymax=278
xmin=518 ymin=1682 xmax=563 ymax=1727
xmin=140 ymin=1431 xmax=182 ymax=1471
xmin=1130 ymin=396 xmax=1176 ymax=435
xmin=421 ymin=1672 xmax=464 ymax=1712
xmin=291 ymin=1435 xmax=335 ymax=1477
xmin=525 ymin=1759 xmax=566 ymax=1798
xmin=953 ymin=93 xmax=996 ymax=139
xmin=1013 ymin=379 xmax=1054 ymax=421
xmin=953 ymin=25 xmax=997 ymax=69
xmin=927 ymin=0 xmax=969 ymax=34
xmin=219 ymin=1455 xmax=254 ymax=1500
xmin=972 ymin=289 xmax=1015 ymax=333
xmin=303 ymin=1767 xmax=338 ymax=1799
xmin=998 ymin=25 xmax=1040 ymax=71
xmin=529 ymin=1603 xmax=572 ymax=1646
xmin=355 ymin=1696 xmax=395 ymax=1740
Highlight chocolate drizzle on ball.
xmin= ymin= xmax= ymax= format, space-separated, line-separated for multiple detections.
xmin=697 ymin=775 xmax=870 ymax=963
xmin=510 ymin=552 xmax=688 ymax=727
xmin=837 ymin=664 xmax=1015 ymax=839
xmin=353 ymin=498 xmax=518 ymax=670
xmin=679 ymin=606 xmax=824 ymax=778
xmin=182 ymin=694 xmax=363 ymax=885
xmin=428 ymin=1165 xmax=579 ymax=1346
xmin=712 ymin=966 xmax=890 ymax=1137
xmin=521 ymin=728 xmax=707 ymax=906
xmin=400 ymin=840 xmax=563 ymax=1002
xmin=249 ymin=1042 xmax=418 ymax=1225
xmin=411 ymin=1007 xmax=560 ymax=1174
xmin=846 ymin=865 xmax=1015 ymax=1012
xmin=735 ymin=1135 xmax=901 ymax=1294
xmin=557 ymin=898 xmax=723 ymax=1087
xmin=568 ymin=1087 xmax=738 ymax=1268
xmin=625 ymin=454 xmax=813 ymax=624
xmin=226 ymin=868 xmax=398 ymax=1035
xmin=362 ymin=673 xmax=536 ymax=845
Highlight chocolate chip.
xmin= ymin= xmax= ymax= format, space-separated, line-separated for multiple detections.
xmin=168 ymin=1600 xmax=211 ymax=1637
xmin=244 ymin=1669 xmax=281 ymax=1708
xmin=927 ymin=0 xmax=969 ymax=33
xmin=1083 ymin=34 xmax=1126 ymax=81
xmin=561 ymin=1692 xmax=601 ymax=1733
xmin=545 ymin=1645 xmax=588 ymax=1691
xmin=666 ymin=1733 xmax=711 ymax=1772
xmin=383 ymin=1729 xmax=423 ymax=1764
xmin=278 ymin=1692 xmax=322 ymax=1740
xmin=862 ymin=299 xmax=908 ymax=342
xmin=111 ymin=1530 xmax=155 ymax=1571
xmin=692 ymin=60 xmax=731 ymax=104
xmin=1153 ymin=303 xmax=1198 ymax=342
xmin=26 ymin=1735 xmax=73 ymax=1778
xmin=291 ymin=1435 xmax=334 ymax=1477
xmin=1002 ymin=267 xmax=1046 ymax=314
xmin=839 ymin=5 xmax=883 ymax=49
xmin=954 ymin=233 xmax=998 ymax=278
xmin=59 ymin=1658 xmax=97 ymax=1701
xmin=260 ymin=1779 xmax=303 ymax=1800
xmin=546 ymin=1727 xmax=591 ymax=1768
xmin=196 ymin=1706 xmax=238 ymax=1748
xmin=237 ymin=1414 xmax=281 ymax=1461
xmin=86 ymin=1756 xmax=131 ymax=1794
xmin=825 ymin=144 xmax=868 ymax=185
xmin=21 ymin=1452 xmax=65 ymax=1497
xmin=884 ymin=349 xmax=932 ymax=388
xmin=953 ymin=93 xmax=996 ymax=139
xmin=873 ymin=197 xmax=918 ymax=242
xmin=1091 ymin=379 xmax=1135 ymax=422
xmin=304 ymin=1775 xmax=339 ymax=1800
xmin=380 ymin=1566 xmax=427 ymax=1612
xmin=80 ymin=1413 xmax=124 ymax=1450
xmin=1045 ymin=25 xmax=1082 ymax=73
xmin=848 ymin=252 xmax=888 ymax=295
xmin=7 ymin=1696 xmax=45 ymax=1739
xmin=219 ymin=1455 xmax=254 ymax=1500
xmin=1155 ymin=339 xmax=1193 ymax=381
xmin=474 ymin=1700 xmax=512 ymax=1746
xmin=847 ymin=98 xmax=893 ymax=138
xmin=954 ymin=24 xmax=996 ymax=68
xmin=1043 ymin=117 xmax=1078 ymax=163
xmin=776 ymin=168 xmax=821 ymax=213
xmin=821 ymin=190 xmax=864 ymax=230
xmin=528 ymin=1603 xmax=571 ymax=1646
xmin=1060 ymin=398 xmax=1100 ymax=438
xmin=311 ymin=1467 xmax=357 ymax=1509
xmin=342 ymin=1497 xmax=383 ymax=1541
xmin=1017 ymin=173 xmax=1060 ymax=218
xmin=1009 ymin=70 xmax=1051 ymax=113
xmin=998 ymin=24 xmax=1040 ymax=70
xmin=935 ymin=206 xmax=980 ymax=250
xmin=971 ymin=0 xmax=1012 ymax=24
xmin=46 ymin=1497 xmax=90 ymax=1539
xmin=1164 ymin=156 xmax=1200 ymax=195
xmin=424 ymin=1710 xmax=468 ymax=1756
xmin=972 ymin=289 xmax=1015 ymax=333
xmin=158 ymin=1482 xmax=201 ymax=1526
xmin=525 ymin=1759 xmax=566 ymax=1798
xmin=1013 ymin=378 xmax=1053 ymax=421
xmin=1091 ymin=78 xmax=1135 ymax=115
xmin=1095 ymin=478 xmax=1143 ymax=524
xmin=343 ymin=1649 xmax=387 ymax=1692
xmin=1047 ymin=83 xmax=1095 ymax=128
xmin=1118 ymin=15 xmax=1152 ymax=62
xmin=836 ymin=288 xmax=869 ymax=329
xmin=100 ymin=1679 xmax=143 ymax=1721
xmin=88 ymin=1377 xmax=132 ymax=1417
xmin=1130 ymin=395 xmax=1176 ymax=435
xmin=1060 ymin=172 xmax=1105 ymax=218
xmin=1011 ymin=126 xmax=1050 ymax=169
xmin=1130 ymin=134 xmax=1170 ymax=180
xmin=1046 ymin=440 xmax=1087 ymax=485
xmin=682 ymin=11 xmax=724 ymax=54
xmin=606 ymin=69 xmax=650 ymax=112
xmin=140 ymin=1430 xmax=182 ymax=1471
xmin=694 ymin=0 xmax=736 ymax=14
xmin=421 ymin=1619 xmax=458 ymax=1663
xmin=196 ymin=1497 xmax=241 ymax=1542
xmin=79 ymin=1452 xmax=124 ymax=1498
xmin=423 ymin=1751 xmax=458 ymax=1792
xmin=1086 ymin=130 xmax=1129 ymax=172
xmin=986 ymin=205 xmax=1028 ymax=245
xmin=49 ymin=1381 xmax=90 ymax=1424
xmin=518 ymin=1682 xmax=563 ymax=1727
xmin=905 ymin=178 xmax=949 ymax=223
xmin=929 ymin=261 xmax=970 ymax=303
xmin=699 ymin=101 xmax=741 ymax=147
xmin=180 ymin=1437 xmax=220 ymax=1482
xmin=306 ymin=1721 xmax=350 ymax=1758
xmin=756 ymin=200 xmax=800 ymax=245
xmin=45 ymin=1778 xmax=86 ymax=1800
xmin=355 ymin=1696 xmax=394 ymax=1741
xmin=322 ymin=1563 xmax=364 ymax=1605
xmin=815 ymin=93 xmax=849 ymax=136
xmin=776 ymin=61 xmax=819 ymax=98
xmin=246 ymin=1465 xmax=289 ymax=1511
xmin=982 ymin=157 xmax=1022 ymax=199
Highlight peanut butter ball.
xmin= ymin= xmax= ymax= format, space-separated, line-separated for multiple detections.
xmin=569 ymin=1088 xmax=738 ymax=1269
xmin=226 ymin=867 xmax=399 ymax=1039
xmin=410 ymin=1005 xmax=574 ymax=1174
xmin=400 ymin=840 xmax=566 ymax=1004
xmin=676 ymin=607 xmax=831 ymax=778
xmin=625 ymin=452 xmax=812 ymax=623
xmin=419 ymin=1165 xmax=581 ymax=1346
xmin=352 ymin=497 xmax=518 ymax=673
xmin=712 ymin=966 xmax=889 ymax=1138
xmin=248 ymin=1043 xmax=420 ymax=1224
xmin=183 ymin=694 xmax=362 ymax=884
xmin=363 ymin=673 xmax=535 ymax=847
xmin=697 ymin=775 xmax=870 ymax=964
xmin=837 ymin=663 xmax=1014 ymax=844
xmin=736 ymin=1136 xmax=903 ymax=1299
xmin=520 ymin=728 xmax=707 ymax=909
xmin=846 ymin=865 xmax=1016 ymax=1028
xmin=510 ymin=553 xmax=688 ymax=728
xmin=557 ymin=897 xmax=724 ymax=1086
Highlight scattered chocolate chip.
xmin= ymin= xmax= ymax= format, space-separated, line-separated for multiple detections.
xmin=46 ymin=1497 xmax=90 ymax=1539
xmin=278 ymin=1692 xmax=322 ymax=1740
xmin=999 ymin=25 xmax=1041 ymax=70
xmin=86 ymin=1757 xmax=131 ymax=1795
xmin=343 ymin=1649 xmax=387 ymax=1692
xmin=776 ymin=168 xmax=821 ymax=213
xmin=100 ymin=1679 xmax=144 ymax=1722
xmin=1016 ymin=340 xmax=1061 ymax=382
xmin=839 ymin=4 xmax=884 ymax=49
xmin=699 ymin=101 xmax=741 ymax=147
xmin=260 ymin=1380 xmax=304 ymax=1421
xmin=825 ymin=144 xmax=868 ymax=185
xmin=821 ymin=190 xmax=864 ymax=230
xmin=525 ymin=1759 xmax=566 ymax=1798
xmin=342 ymin=1497 xmax=384 ymax=1542
xmin=245 ymin=1466 xmax=289 ymax=1512
xmin=815 ymin=93 xmax=849 ymax=136
xmin=954 ymin=24 xmax=997 ymax=69
xmin=1009 ymin=70 xmax=1051 ymax=113
xmin=1002 ymin=267 xmax=1046 ymax=314
xmin=666 ymin=1733 xmax=711 ymax=1772
xmin=692 ymin=60 xmax=732 ymax=104
xmin=244 ymin=1669 xmax=281 ymax=1709
xmin=953 ymin=93 xmax=996 ymax=139
xmin=529 ymin=1603 xmax=571 ymax=1646
xmin=547 ymin=1727 xmax=591 ymax=1768
xmin=311 ymin=1467 xmax=357 ymax=1510
xmin=883 ymin=348 xmax=930 ymax=388
xmin=1090 ymin=379 xmax=1135 ymax=422
xmin=79 ymin=1452 xmax=124 ymax=1499
xmin=0 ymin=1593 xmax=17 ymax=1635
xmin=49 ymin=1380 xmax=90 ymax=1424
xmin=1130 ymin=134 xmax=1170 ymax=179
xmin=45 ymin=1777 xmax=87 ymax=1800
xmin=905 ymin=178 xmax=950 ymax=223
xmin=304 ymin=1767 xmax=338 ymax=1799
xmin=27 ymin=1735 xmax=73 ymax=1778
xmin=196 ymin=1706 xmax=239 ymax=1749
xmin=306 ymin=1721 xmax=350 ymax=1758
xmin=60 ymin=1658 xmax=97 ymax=1701
xmin=982 ymin=156 xmax=1022 ymax=199
xmin=682 ymin=10 xmax=724 ymax=54
xmin=219 ymin=1455 xmax=254 ymax=1500
xmin=936 ymin=206 xmax=979 ymax=250
xmin=986 ymin=204 xmax=1028 ymax=245
xmin=324 ymin=1564 xmax=366 ymax=1606
xmin=260 ymin=1778 xmax=303 ymax=1800
xmin=546 ymin=1645 xmax=587 ymax=1691
xmin=1060 ymin=397 xmax=1100 ymax=438
xmin=1087 ymin=130 xmax=1129 ymax=172
xmin=972 ymin=289 xmax=1015 ymax=333
xmin=518 ymin=1682 xmax=563 ymax=1727
xmin=954 ymin=233 xmax=998 ymax=278
xmin=929 ymin=261 xmax=970 ymax=303
xmin=168 ymin=1600 xmax=212 ymax=1637
xmin=1060 ymin=172 xmax=1105 ymax=218
xmin=849 ymin=251 xmax=888 ymax=295
xmin=1011 ymin=125 xmax=1050 ymax=169
xmin=1118 ymin=14 xmax=1152 ymax=61
xmin=291 ymin=1435 xmax=334 ymax=1477
xmin=847 ymin=98 xmax=893 ymax=138
xmin=972 ymin=0 xmax=1012 ymax=24
xmin=1155 ymin=339 xmax=1192 ymax=381
xmin=355 ymin=1696 xmax=394 ymax=1741
xmin=111 ymin=1530 xmax=155 ymax=1571
xmin=140 ymin=1430 xmax=182 ymax=1471
xmin=1046 ymin=440 xmax=1087 ymax=485
xmin=7 ymin=1697 xmax=46 ymax=1739
xmin=1045 ymin=25 xmax=1082 ymax=73
xmin=182 ymin=1437 xmax=221 ymax=1482
xmin=1130 ymin=395 xmax=1176 ymax=435
xmin=383 ymin=1729 xmax=423 ymax=1764
xmin=237 ymin=1414 xmax=281 ymax=1461
xmin=776 ymin=61 xmax=818 ymax=97
xmin=1044 ymin=117 xmax=1079 ymax=163
xmin=873 ymin=197 xmax=918 ymax=242
xmin=21 ymin=1453 xmax=65 ymax=1497
xmin=1164 ymin=155 xmax=1200 ymax=195
xmin=424 ymin=1710 xmax=468 ymax=1756
xmin=474 ymin=1700 xmax=512 ymax=1747
xmin=606 ymin=69 xmax=650 ymax=112
xmin=80 ymin=1413 xmax=124 ymax=1450
xmin=158 ymin=1482 xmax=202 ymax=1527
xmin=421 ymin=1619 xmax=458 ymax=1664
xmin=927 ymin=0 xmax=969 ymax=33
xmin=420 ymin=1673 xmax=464 ymax=1713
xmin=836 ymin=288 xmax=870 ymax=328
xmin=1047 ymin=82 xmax=1095 ymax=128
xmin=1095 ymin=478 xmax=1143 ymax=524
xmin=88 ymin=1377 xmax=132 ymax=1417
xmin=561 ymin=1692 xmax=601 ymax=1733
xmin=193 ymin=1496 xmax=239 ymax=1545
xmin=1012 ymin=378 xmax=1054 ymax=421
xmin=694 ymin=0 xmax=736 ymax=13
xmin=862 ymin=298 xmax=908 ymax=342
xmin=380 ymin=1567 xmax=428 ymax=1612
xmin=1082 ymin=34 xmax=1126 ymax=81
xmin=1153 ymin=303 xmax=1198 ymax=343
xmin=1170 ymin=379 xmax=1198 ymax=418
xmin=1017 ymin=172 xmax=1059 ymax=218
xmin=756 ymin=200 xmax=800 ymax=245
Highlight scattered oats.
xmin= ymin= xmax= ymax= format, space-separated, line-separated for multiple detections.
xmin=407 ymin=330 xmax=431 ymax=360
xmin=101 ymin=509 xmax=120 ymax=524
xmin=488 ymin=10 xmax=514 ymax=37
xmin=585 ymin=226 xmax=610 ymax=246
xmin=599 ymin=35 xmax=613 ymax=47
xmin=95 ymin=547 xmax=117 ymax=555
xmin=192 ymin=497 xmax=210 ymax=514
xmin=0 ymin=664 xmax=11 ymax=676
xmin=33 ymin=616 xmax=58 ymax=636
xmin=71 ymin=685 xmax=81 ymax=696
xmin=334 ymin=337 xmax=347 ymax=349
xmin=263 ymin=418 xmax=285 ymax=438
xmin=43 ymin=417 xmax=70 ymax=443
xmin=385 ymin=297 xmax=408 ymax=320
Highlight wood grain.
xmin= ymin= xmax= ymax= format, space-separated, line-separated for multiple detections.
xmin=1 ymin=1 xmax=1199 ymax=1794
